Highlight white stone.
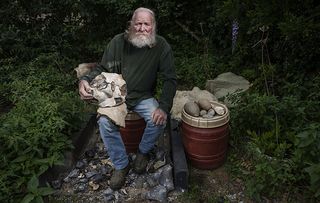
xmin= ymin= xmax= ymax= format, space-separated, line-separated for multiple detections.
xmin=206 ymin=72 xmax=250 ymax=106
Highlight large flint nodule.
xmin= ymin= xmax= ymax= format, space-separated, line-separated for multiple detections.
xmin=158 ymin=165 xmax=174 ymax=191
xmin=89 ymin=72 xmax=126 ymax=107
xmin=145 ymin=185 xmax=168 ymax=203
xmin=152 ymin=165 xmax=174 ymax=188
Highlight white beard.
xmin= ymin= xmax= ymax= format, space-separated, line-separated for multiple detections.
xmin=128 ymin=33 xmax=155 ymax=48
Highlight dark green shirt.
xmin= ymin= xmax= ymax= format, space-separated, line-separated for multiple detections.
xmin=81 ymin=33 xmax=177 ymax=113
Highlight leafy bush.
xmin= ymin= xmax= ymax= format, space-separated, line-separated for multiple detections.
xmin=0 ymin=54 xmax=88 ymax=202
xmin=21 ymin=175 xmax=55 ymax=203
xmin=175 ymin=54 xmax=217 ymax=89
xmin=245 ymin=150 xmax=297 ymax=201
xmin=229 ymin=91 xmax=320 ymax=200
xmin=244 ymin=123 xmax=320 ymax=200
xmin=293 ymin=123 xmax=320 ymax=198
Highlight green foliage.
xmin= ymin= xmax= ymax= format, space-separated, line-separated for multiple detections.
xmin=175 ymin=54 xmax=217 ymax=89
xmin=229 ymin=91 xmax=320 ymax=200
xmin=244 ymin=125 xmax=320 ymax=200
xmin=180 ymin=181 xmax=201 ymax=202
xmin=0 ymin=54 xmax=88 ymax=202
xmin=21 ymin=175 xmax=55 ymax=203
xmin=277 ymin=11 xmax=320 ymax=72
xmin=293 ymin=123 xmax=320 ymax=198
xmin=245 ymin=151 xmax=297 ymax=201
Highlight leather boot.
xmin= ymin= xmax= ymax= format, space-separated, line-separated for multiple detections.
xmin=133 ymin=151 xmax=149 ymax=174
xmin=109 ymin=164 xmax=130 ymax=190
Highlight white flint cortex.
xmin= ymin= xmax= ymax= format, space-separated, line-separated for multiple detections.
xmin=91 ymin=74 xmax=106 ymax=88
xmin=90 ymin=72 xmax=127 ymax=107
xmin=114 ymin=86 xmax=122 ymax=98
xmin=100 ymin=84 xmax=113 ymax=98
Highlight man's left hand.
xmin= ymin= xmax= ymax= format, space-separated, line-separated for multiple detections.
xmin=151 ymin=108 xmax=167 ymax=125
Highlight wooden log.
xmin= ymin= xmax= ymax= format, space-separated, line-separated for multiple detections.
xmin=170 ymin=119 xmax=188 ymax=191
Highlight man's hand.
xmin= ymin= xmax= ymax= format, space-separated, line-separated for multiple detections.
xmin=79 ymin=80 xmax=94 ymax=100
xmin=151 ymin=108 xmax=167 ymax=125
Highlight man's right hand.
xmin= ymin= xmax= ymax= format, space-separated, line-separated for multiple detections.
xmin=79 ymin=80 xmax=94 ymax=100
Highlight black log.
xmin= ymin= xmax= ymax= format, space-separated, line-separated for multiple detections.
xmin=170 ymin=119 xmax=188 ymax=191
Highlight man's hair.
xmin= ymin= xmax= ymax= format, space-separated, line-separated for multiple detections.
xmin=129 ymin=7 xmax=157 ymax=34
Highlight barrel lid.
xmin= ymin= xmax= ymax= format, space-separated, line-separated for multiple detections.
xmin=181 ymin=101 xmax=229 ymax=128
xmin=126 ymin=111 xmax=142 ymax=120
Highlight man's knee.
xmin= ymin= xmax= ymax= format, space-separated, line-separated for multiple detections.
xmin=98 ymin=116 xmax=119 ymax=131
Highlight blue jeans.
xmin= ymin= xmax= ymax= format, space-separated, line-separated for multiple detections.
xmin=98 ymin=98 xmax=165 ymax=170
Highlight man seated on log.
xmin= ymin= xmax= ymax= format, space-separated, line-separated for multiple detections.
xmin=78 ymin=7 xmax=177 ymax=190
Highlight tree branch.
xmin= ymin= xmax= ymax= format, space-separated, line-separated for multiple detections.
xmin=175 ymin=20 xmax=201 ymax=42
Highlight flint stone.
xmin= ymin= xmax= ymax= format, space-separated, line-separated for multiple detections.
xmin=158 ymin=165 xmax=174 ymax=191
xmin=78 ymin=178 xmax=88 ymax=183
xmin=85 ymin=171 xmax=98 ymax=179
xmin=68 ymin=169 xmax=79 ymax=178
xmin=77 ymin=173 xmax=85 ymax=178
xmin=90 ymin=72 xmax=126 ymax=108
xmin=128 ymin=153 xmax=136 ymax=162
xmin=133 ymin=175 xmax=147 ymax=189
xmin=100 ymin=165 xmax=112 ymax=175
xmin=146 ymin=176 xmax=158 ymax=187
xmin=63 ymin=176 xmax=70 ymax=183
xmin=104 ymin=194 xmax=114 ymax=202
xmin=89 ymin=159 xmax=100 ymax=166
xmin=200 ymin=109 xmax=207 ymax=116
xmin=51 ymin=180 xmax=62 ymax=189
xmin=75 ymin=160 xmax=86 ymax=169
xmin=114 ymin=191 xmax=121 ymax=201
xmin=73 ymin=183 xmax=87 ymax=193
xmin=91 ymin=173 xmax=104 ymax=183
xmin=146 ymin=185 xmax=168 ymax=203
xmin=85 ymin=149 xmax=96 ymax=158
xmin=203 ymin=114 xmax=213 ymax=118
xmin=89 ymin=181 xmax=100 ymax=191
xmin=153 ymin=159 xmax=166 ymax=171
xmin=155 ymin=147 xmax=166 ymax=160
xmin=119 ymin=188 xmax=128 ymax=195
xmin=103 ymin=188 xmax=114 ymax=196
xmin=171 ymin=87 xmax=217 ymax=120
xmin=127 ymin=173 xmax=138 ymax=186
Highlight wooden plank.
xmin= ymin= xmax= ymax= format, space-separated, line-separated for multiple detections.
xmin=170 ymin=119 xmax=188 ymax=191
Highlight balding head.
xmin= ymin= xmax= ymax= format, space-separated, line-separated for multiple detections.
xmin=126 ymin=7 xmax=157 ymax=48
xmin=131 ymin=7 xmax=156 ymax=26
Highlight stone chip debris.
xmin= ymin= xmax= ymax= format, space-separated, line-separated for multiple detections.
xmin=50 ymin=138 xmax=180 ymax=202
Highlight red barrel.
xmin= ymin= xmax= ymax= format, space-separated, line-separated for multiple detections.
xmin=181 ymin=101 xmax=230 ymax=169
xmin=120 ymin=111 xmax=146 ymax=153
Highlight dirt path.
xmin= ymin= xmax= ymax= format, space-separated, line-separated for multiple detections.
xmin=173 ymin=164 xmax=248 ymax=203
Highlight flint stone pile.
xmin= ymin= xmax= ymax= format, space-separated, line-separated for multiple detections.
xmin=171 ymin=87 xmax=217 ymax=120
xmin=51 ymin=140 xmax=178 ymax=202
xmin=171 ymin=72 xmax=250 ymax=120
xmin=184 ymin=98 xmax=226 ymax=119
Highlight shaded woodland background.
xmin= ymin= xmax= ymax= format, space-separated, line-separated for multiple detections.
xmin=0 ymin=0 xmax=319 ymax=202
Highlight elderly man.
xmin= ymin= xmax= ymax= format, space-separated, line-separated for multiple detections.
xmin=78 ymin=7 xmax=176 ymax=190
